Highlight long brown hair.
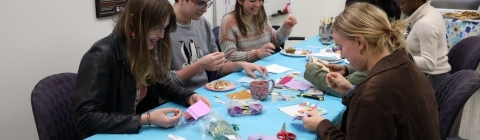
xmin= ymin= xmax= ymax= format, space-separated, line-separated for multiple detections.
xmin=114 ymin=0 xmax=177 ymax=87
xmin=230 ymin=0 xmax=267 ymax=36
xmin=332 ymin=2 xmax=408 ymax=56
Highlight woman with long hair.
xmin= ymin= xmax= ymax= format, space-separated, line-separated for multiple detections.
xmin=220 ymin=0 xmax=297 ymax=62
xmin=73 ymin=0 xmax=211 ymax=139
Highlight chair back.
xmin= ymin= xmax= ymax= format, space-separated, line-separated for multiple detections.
xmin=448 ymin=36 xmax=480 ymax=74
xmin=435 ymin=70 xmax=480 ymax=140
xmin=31 ymin=73 xmax=78 ymax=140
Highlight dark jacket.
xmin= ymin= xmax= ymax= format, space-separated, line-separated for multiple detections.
xmin=73 ymin=31 xmax=195 ymax=139
xmin=316 ymin=49 xmax=440 ymax=140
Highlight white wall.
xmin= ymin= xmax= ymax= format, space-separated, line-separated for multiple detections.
xmin=269 ymin=0 xmax=346 ymax=48
xmin=0 ymin=0 xmax=337 ymax=139
xmin=0 ymin=1 xmax=115 ymax=139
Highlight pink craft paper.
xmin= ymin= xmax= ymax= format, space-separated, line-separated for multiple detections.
xmin=278 ymin=76 xmax=293 ymax=84
xmin=284 ymin=80 xmax=311 ymax=90
xmin=186 ymin=100 xmax=211 ymax=120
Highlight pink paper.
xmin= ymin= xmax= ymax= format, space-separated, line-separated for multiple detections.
xmin=284 ymin=80 xmax=312 ymax=90
xmin=186 ymin=100 xmax=211 ymax=120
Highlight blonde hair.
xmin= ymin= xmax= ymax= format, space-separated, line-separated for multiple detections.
xmin=332 ymin=2 xmax=408 ymax=55
xmin=230 ymin=0 xmax=267 ymax=36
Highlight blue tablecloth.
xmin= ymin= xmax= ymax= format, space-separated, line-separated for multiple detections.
xmin=86 ymin=36 xmax=346 ymax=140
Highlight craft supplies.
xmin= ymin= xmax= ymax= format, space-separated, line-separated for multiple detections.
xmin=319 ymin=17 xmax=334 ymax=45
xmin=271 ymin=92 xmax=279 ymax=102
xmin=279 ymin=102 xmax=327 ymax=118
xmin=227 ymin=99 xmax=263 ymax=117
xmin=200 ymin=110 xmax=241 ymax=140
xmin=231 ymin=124 xmax=239 ymax=131
xmin=297 ymin=94 xmax=324 ymax=101
xmin=276 ymin=122 xmax=296 ymax=140
xmin=226 ymin=89 xmax=252 ymax=100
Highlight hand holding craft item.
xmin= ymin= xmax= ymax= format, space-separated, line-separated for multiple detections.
xmin=180 ymin=100 xmax=211 ymax=127
xmin=226 ymin=99 xmax=263 ymax=117
xmin=279 ymin=102 xmax=327 ymax=121
xmin=250 ymin=80 xmax=275 ymax=101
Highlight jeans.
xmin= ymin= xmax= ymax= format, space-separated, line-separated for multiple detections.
xmin=426 ymin=72 xmax=451 ymax=92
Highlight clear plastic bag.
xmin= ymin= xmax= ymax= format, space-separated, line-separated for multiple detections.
xmin=226 ymin=99 xmax=263 ymax=117
xmin=200 ymin=109 xmax=241 ymax=140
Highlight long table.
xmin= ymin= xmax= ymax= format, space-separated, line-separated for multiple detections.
xmin=86 ymin=36 xmax=347 ymax=140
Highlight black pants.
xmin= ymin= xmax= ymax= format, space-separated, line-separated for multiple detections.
xmin=426 ymin=72 xmax=451 ymax=92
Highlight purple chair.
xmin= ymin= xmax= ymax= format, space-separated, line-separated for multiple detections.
xmin=31 ymin=73 xmax=78 ymax=140
xmin=448 ymin=36 xmax=480 ymax=74
xmin=435 ymin=70 xmax=480 ymax=140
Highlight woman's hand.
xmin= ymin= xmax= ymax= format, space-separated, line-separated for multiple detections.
xmin=301 ymin=111 xmax=326 ymax=132
xmin=255 ymin=43 xmax=275 ymax=58
xmin=283 ymin=16 xmax=298 ymax=27
xmin=187 ymin=94 xmax=212 ymax=108
xmin=239 ymin=62 xmax=268 ymax=79
xmin=326 ymin=72 xmax=353 ymax=94
xmin=325 ymin=64 xmax=346 ymax=75
xmin=149 ymin=108 xmax=182 ymax=128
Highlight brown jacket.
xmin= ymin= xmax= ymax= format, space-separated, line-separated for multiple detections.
xmin=316 ymin=49 xmax=440 ymax=140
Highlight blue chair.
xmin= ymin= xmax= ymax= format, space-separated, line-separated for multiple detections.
xmin=435 ymin=70 xmax=480 ymax=140
xmin=31 ymin=73 xmax=79 ymax=140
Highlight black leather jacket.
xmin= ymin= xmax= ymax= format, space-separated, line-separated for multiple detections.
xmin=73 ymin=31 xmax=195 ymax=139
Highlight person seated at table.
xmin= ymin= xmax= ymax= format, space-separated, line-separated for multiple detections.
xmin=169 ymin=0 xmax=268 ymax=90
xmin=219 ymin=0 xmax=297 ymax=62
xmin=346 ymin=0 xmax=402 ymax=21
xmin=398 ymin=0 xmax=451 ymax=91
xmin=301 ymin=2 xmax=440 ymax=140
xmin=73 ymin=0 xmax=211 ymax=138
xmin=303 ymin=0 xmax=405 ymax=98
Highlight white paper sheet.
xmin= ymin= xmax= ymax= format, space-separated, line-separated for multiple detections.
xmin=265 ymin=64 xmax=292 ymax=74
xmin=278 ymin=103 xmax=327 ymax=117
xmin=236 ymin=76 xmax=260 ymax=83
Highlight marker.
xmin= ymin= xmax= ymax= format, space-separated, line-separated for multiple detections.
xmin=297 ymin=94 xmax=324 ymax=101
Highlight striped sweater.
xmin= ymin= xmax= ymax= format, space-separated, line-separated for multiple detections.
xmin=219 ymin=14 xmax=293 ymax=62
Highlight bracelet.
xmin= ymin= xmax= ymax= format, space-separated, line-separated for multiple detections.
xmin=147 ymin=109 xmax=151 ymax=127
xmin=344 ymin=85 xmax=355 ymax=97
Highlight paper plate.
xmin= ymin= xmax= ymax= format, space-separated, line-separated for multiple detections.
xmin=280 ymin=49 xmax=312 ymax=57
xmin=205 ymin=80 xmax=237 ymax=91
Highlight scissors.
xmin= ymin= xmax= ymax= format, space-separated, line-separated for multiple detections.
xmin=276 ymin=122 xmax=297 ymax=140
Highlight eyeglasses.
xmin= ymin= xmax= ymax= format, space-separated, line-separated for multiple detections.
xmin=192 ymin=0 xmax=213 ymax=10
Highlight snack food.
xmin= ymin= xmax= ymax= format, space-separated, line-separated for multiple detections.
xmin=444 ymin=11 xmax=480 ymax=20
xmin=209 ymin=80 xmax=232 ymax=89
xmin=301 ymin=50 xmax=312 ymax=55
xmin=285 ymin=47 xmax=296 ymax=54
